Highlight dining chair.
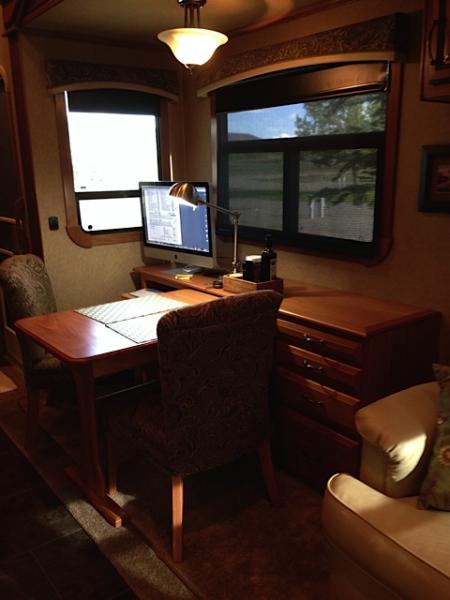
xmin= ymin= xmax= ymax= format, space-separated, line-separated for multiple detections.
xmin=103 ymin=289 xmax=283 ymax=562
xmin=0 ymin=253 xmax=76 ymax=449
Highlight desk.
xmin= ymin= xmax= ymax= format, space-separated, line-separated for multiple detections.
xmin=15 ymin=288 xmax=215 ymax=526
xmin=134 ymin=264 xmax=441 ymax=490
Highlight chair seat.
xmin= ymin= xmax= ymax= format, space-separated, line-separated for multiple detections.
xmin=323 ymin=473 xmax=450 ymax=598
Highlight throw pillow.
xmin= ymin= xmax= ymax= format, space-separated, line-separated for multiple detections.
xmin=419 ymin=363 xmax=450 ymax=510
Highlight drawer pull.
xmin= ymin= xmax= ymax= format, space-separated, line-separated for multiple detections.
xmin=303 ymin=333 xmax=324 ymax=345
xmin=303 ymin=360 xmax=324 ymax=375
xmin=301 ymin=393 xmax=324 ymax=406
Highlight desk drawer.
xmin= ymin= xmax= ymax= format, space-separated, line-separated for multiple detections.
xmin=277 ymin=341 xmax=362 ymax=395
xmin=277 ymin=318 xmax=363 ymax=365
xmin=279 ymin=406 xmax=360 ymax=492
xmin=277 ymin=367 xmax=359 ymax=432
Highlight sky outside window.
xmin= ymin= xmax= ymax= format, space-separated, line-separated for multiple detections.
xmin=67 ymin=112 xmax=159 ymax=191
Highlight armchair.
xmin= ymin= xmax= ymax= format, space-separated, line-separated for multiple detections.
xmin=0 ymin=254 xmax=75 ymax=449
xmin=322 ymin=382 xmax=450 ymax=599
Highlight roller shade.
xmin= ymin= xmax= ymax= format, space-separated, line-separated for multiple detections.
xmin=68 ymin=88 xmax=160 ymax=116
xmin=215 ymin=62 xmax=389 ymax=114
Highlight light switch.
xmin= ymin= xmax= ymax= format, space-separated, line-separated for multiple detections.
xmin=48 ymin=216 xmax=59 ymax=231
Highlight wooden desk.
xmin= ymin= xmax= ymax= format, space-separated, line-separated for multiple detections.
xmin=134 ymin=264 xmax=441 ymax=490
xmin=15 ymin=288 xmax=215 ymax=526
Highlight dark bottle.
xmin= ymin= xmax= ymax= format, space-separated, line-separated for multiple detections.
xmin=260 ymin=234 xmax=277 ymax=281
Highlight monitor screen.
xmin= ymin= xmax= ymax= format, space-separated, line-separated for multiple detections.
xmin=140 ymin=181 xmax=216 ymax=272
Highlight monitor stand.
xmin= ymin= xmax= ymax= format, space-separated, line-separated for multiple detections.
xmin=163 ymin=264 xmax=229 ymax=276
xmin=163 ymin=265 xmax=204 ymax=276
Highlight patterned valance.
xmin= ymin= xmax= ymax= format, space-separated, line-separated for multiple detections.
xmin=197 ymin=13 xmax=405 ymax=96
xmin=45 ymin=60 xmax=179 ymax=100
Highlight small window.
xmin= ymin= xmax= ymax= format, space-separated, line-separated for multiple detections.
xmin=56 ymin=88 xmax=164 ymax=245
xmin=67 ymin=89 xmax=160 ymax=233
xmin=215 ymin=63 xmax=400 ymax=261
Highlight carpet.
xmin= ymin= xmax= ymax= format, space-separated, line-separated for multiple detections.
xmin=0 ymin=367 xmax=330 ymax=599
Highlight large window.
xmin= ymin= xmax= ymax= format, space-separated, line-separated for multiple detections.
xmin=56 ymin=88 xmax=163 ymax=246
xmin=216 ymin=63 xmax=400 ymax=261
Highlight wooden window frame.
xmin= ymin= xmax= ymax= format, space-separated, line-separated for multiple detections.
xmin=214 ymin=62 xmax=402 ymax=264
xmin=54 ymin=91 xmax=171 ymax=248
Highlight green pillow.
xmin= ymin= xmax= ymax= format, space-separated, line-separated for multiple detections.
xmin=419 ymin=363 xmax=450 ymax=510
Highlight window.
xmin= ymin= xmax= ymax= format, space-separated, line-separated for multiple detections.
xmin=56 ymin=88 xmax=164 ymax=246
xmin=215 ymin=63 xmax=401 ymax=261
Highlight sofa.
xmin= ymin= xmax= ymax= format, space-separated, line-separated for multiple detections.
xmin=322 ymin=381 xmax=450 ymax=599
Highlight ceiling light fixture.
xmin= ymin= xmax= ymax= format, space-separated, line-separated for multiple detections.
xmin=158 ymin=0 xmax=228 ymax=69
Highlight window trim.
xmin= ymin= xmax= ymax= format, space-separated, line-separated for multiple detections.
xmin=54 ymin=90 xmax=171 ymax=248
xmin=214 ymin=62 xmax=402 ymax=264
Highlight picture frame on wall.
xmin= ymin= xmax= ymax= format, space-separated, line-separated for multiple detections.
xmin=418 ymin=145 xmax=450 ymax=213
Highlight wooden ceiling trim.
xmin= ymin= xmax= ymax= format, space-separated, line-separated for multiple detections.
xmin=0 ymin=0 xmax=62 ymax=34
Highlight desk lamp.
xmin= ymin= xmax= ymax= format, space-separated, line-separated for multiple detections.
xmin=169 ymin=182 xmax=241 ymax=274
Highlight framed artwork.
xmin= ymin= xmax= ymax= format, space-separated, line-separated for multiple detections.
xmin=418 ymin=145 xmax=450 ymax=213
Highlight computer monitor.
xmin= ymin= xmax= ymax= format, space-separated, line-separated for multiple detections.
xmin=140 ymin=181 xmax=217 ymax=273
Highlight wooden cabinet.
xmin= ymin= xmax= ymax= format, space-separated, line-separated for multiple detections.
xmin=275 ymin=288 xmax=440 ymax=491
xmin=421 ymin=0 xmax=450 ymax=101
xmin=134 ymin=264 xmax=441 ymax=492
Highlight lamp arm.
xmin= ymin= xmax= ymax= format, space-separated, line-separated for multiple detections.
xmin=195 ymin=199 xmax=240 ymax=220
xmin=196 ymin=199 xmax=240 ymax=273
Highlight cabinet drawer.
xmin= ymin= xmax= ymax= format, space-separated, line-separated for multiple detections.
xmin=277 ymin=341 xmax=362 ymax=395
xmin=278 ymin=406 xmax=360 ymax=492
xmin=277 ymin=318 xmax=363 ymax=365
xmin=277 ymin=367 xmax=359 ymax=432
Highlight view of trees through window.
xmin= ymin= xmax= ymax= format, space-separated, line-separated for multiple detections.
xmin=225 ymin=92 xmax=386 ymax=243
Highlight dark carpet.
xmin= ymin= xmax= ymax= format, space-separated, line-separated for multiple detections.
xmin=0 ymin=366 xmax=330 ymax=599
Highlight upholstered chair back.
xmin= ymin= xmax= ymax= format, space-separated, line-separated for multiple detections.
xmin=156 ymin=290 xmax=282 ymax=476
xmin=0 ymin=254 xmax=63 ymax=388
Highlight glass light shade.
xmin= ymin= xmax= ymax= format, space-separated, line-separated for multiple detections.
xmin=158 ymin=27 xmax=228 ymax=66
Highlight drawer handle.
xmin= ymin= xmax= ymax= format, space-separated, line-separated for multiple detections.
xmin=303 ymin=333 xmax=324 ymax=345
xmin=303 ymin=360 xmax=324 ymax=375
xmin=302 ymin=393 xmax=324 ymax=406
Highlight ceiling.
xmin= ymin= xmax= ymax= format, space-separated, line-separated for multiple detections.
xmin=26 ymin=0 xmax=331 ymax=46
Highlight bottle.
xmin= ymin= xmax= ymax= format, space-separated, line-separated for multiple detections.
xmin=260 ymin=234 xmax=277 ymax=281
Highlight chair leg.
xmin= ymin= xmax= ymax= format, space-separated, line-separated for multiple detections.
xmin=105 ymin=433 xmax=118 ymax=495
xmin=24 ymin=387 xmax=42 ymax=451
xmin=258 ymin=440 xmax=281 ymax=507
xmin=171 ymin=475 xmax=184 ymax=562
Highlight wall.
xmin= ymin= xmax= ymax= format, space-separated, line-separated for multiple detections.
xmin=185 ymin=0 xmax=450 ymax=361
xmin=18 ymin=32 xmax=186 ymax=311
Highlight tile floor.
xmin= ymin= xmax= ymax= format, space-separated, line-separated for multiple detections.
xmin=0 ymin=427 xmax=137 ymax=600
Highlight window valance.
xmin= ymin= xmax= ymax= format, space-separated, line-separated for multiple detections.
xmin=45 ymin=60 xmax=179 ymax=102
xmin=197 ymin=13 xmax=405 ymax=97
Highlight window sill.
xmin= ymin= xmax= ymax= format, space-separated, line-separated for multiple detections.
xmin=66 ymin=225 xmax=141 ymax=248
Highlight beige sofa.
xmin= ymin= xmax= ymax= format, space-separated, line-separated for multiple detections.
xmin=322 ymin=381 xmax=450 ymax=599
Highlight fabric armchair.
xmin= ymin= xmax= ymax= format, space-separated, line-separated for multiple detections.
xmin=0 ymin=254 xmax=75 ymax=448
xmin=322 ymin=382 xmax=450 ymax=599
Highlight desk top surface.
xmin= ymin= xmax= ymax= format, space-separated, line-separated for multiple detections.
xmin=135 ymin=264 xmax=440 ymax=338
xmin=15 ymin=289 xmax=215 ymax=363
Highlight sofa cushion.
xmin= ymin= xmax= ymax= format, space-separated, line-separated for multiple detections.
xmin=419 ymin=363 xmax=450 ymax=511
xmin=322 ymin=473 xmax=450 ymax=598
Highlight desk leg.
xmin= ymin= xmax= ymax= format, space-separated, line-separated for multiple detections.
xmin=68 ymin=363 xmax=126 ymax=527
